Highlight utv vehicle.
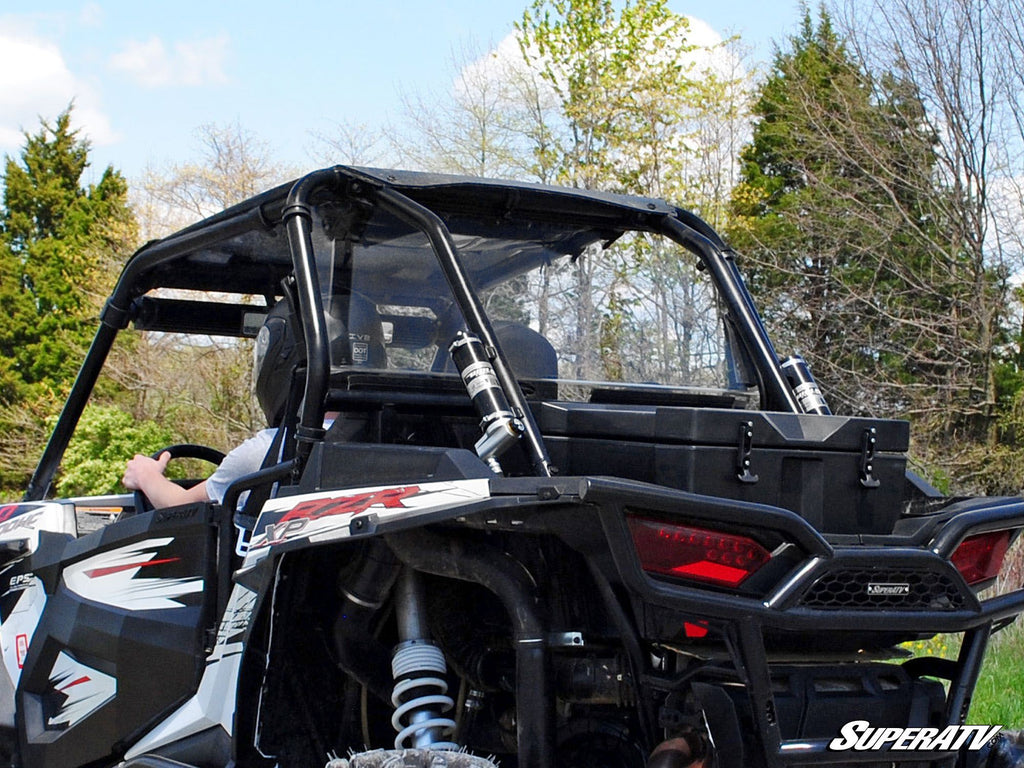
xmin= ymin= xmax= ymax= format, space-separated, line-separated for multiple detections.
xmin=3 ymin=167 xmax=1024 ymax=768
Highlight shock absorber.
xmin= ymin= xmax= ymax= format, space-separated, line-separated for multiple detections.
xmin=390 ymin=568 xmax=458 ymax=750
xmin=449 ymin=331 xmax=524 ymax=473
xmin=779 ymin=354 xmax=831 ymax=415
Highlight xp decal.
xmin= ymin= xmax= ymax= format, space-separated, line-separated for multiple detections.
xmin=246 ymin=480 xmax=491 ymax=554
xmin=63 ymin=538 xmax=203 ymax=611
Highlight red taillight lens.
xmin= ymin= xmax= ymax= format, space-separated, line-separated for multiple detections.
xmin=951 ymin=529 xmax=1013 ymax=586
xmin=627 ymin=516 xmax=771 ymax=588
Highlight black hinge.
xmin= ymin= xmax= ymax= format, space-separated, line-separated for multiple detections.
xmin=860 ymin=427 xmax=881 ymax=488
xmin=736 ymin=421 xmax=759 ymax=484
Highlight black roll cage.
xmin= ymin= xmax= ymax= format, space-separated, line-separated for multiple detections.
xmin=24 ymin=166 xmax=800 ymax=501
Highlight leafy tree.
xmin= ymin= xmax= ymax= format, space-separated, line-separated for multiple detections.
xmin=54 ymin=405 xmax=176 ymax=497
xmin=0 ymin=106 xmax=136 ymax=398
xmin=513 ymin=0 xmax=750 ymax=381
xmin=727 ymin=8 xmax=991 ymax=460
xmin=0 ymin=106 xmax=137 ymax=496
xmin=518 ymin=0 xmax=699 ymax=193
xmin=826 ymin=0 xmax=1024 ymax=493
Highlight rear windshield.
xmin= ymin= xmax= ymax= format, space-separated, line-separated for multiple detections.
xmin=311 ymin=203 xmax=743 ymax=396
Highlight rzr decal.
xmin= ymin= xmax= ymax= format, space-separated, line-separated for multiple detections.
xmin=45 ymin=651 xmax=116 ymax=729
xmin=0 ymin=501 xmax=76 ymax=553
xmin=63 ymin=537 xmax=203 ymax=611
xmin=259 ymin=486 xmax=422 ymax=548
xmin=0 ymin=511 xmax=43 ymax=538
xmin=245 ymin=480 xmax=491 ymax=556
xmin=278 ymin=486 xmax=422 ymax=523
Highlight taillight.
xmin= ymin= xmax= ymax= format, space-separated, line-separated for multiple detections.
xmin=951 ymin=529 xmax=1013 ymax=586
xmin=627 ymin=515 xmax=771 ymax=588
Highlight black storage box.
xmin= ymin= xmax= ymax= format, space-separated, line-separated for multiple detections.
xmin=536 ymin=402 xmax=910 ymax=535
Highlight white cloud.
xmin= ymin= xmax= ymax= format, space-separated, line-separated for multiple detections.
xmin=685 ymin=16 xmax=724 ymax=48
xmin=453 ymin=32 xmax=554 ymax=102
xmin=0 ymin=28 xmax=118 ymax=153
xmin=108 ymin=35 xmax=230 ymax=88
xmin=460 ymin=16 xmax=741 ymax=105
xmin=79 ymin=3 xmax=103 ymax=28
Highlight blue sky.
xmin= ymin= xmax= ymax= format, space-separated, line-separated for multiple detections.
xmin=0 ymin=1 xmax=805 ymax=185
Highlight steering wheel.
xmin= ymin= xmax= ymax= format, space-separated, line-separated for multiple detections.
xmin=132 ymin=443 xmax=227 ymax=514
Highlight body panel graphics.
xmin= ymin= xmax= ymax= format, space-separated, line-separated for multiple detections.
xmin=123 ymin=584 xmax=257 ymax=759
xmin=0 ymin=576 xmax=46 ymax=689
xmin=62 ymin=537 xmax=204 ymax=611
xmin=16 ymin=512 xmax=216 ymax=768
xmin=0 ymin=503 xmax=75 ymax=555
xmin=45 ymin=651 xmax=116 ymax=729
xmin=244 ymin=479 xmax=491 ymax=562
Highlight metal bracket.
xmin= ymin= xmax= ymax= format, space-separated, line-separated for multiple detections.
xmin=736 ymin=421 xmax=759 ymax=484
xmin=548 ymin=631 xmax=584 ymax=648
xmin=859 ymin=428 xmax=881 ymax=488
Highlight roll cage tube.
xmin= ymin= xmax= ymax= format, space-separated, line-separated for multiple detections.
xmin=24 ymin=204 xmax=278 ymax=502
xmin=369 ymin=181 xmax=554 ymax=477
xmin=281 ymin=168 xmax=345 ymax=466
xmin=281 ymin=167 xmax=552 ymax=476
xmin=660 ymin=214 xmax=801 ymax=413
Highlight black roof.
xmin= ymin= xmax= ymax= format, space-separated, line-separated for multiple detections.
xmin=116 ymin=167 xmax=680 ymax=300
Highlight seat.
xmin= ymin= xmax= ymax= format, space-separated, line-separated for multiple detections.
xmin=432 ymin=321 xmax=558 ymax=381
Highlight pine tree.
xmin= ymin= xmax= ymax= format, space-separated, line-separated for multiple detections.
xmin=727 ymin=8 xmax=986 ymax=436
xmin=0 ymin=106 xmax=137 ymax=399
xmin=0 ymin=106 xmax=137 ymax=495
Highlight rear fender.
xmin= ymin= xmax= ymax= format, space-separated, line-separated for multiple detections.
xmin=240 ymin=479 xmax=493 ymax=564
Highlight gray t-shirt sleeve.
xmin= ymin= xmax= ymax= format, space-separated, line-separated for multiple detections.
xmin=205 ymin=429 xmax=277 ymax=505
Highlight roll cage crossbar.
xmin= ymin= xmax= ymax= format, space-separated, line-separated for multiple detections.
xmin=25 ymin=166 xmax=800 ymax=501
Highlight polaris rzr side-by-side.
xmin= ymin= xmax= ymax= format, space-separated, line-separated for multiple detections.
xmin=4 ymin=166 xmax=1024 ymax=768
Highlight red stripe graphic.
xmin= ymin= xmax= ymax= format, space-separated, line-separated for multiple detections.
xmin=85 ymin=557 xmax=180 ymax=579
xmin=59 ymin=676 xmax=91 ymax=691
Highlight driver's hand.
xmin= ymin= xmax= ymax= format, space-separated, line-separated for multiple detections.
xmin=122 ymin=451 xmax=171 ymax=491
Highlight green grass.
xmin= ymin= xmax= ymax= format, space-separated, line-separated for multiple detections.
xmin=969 ymin=624 xmax=1024 ymax=727
xmin=901 ymin=623 xmax=1024 ymax=728
xmin=904 ymin=540 xmax=1024 ymax=729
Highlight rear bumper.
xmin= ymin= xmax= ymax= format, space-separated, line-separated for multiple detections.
xmin=573 ymin=476 xmax=1024 ymax=635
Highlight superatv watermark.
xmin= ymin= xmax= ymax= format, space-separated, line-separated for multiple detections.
xmin=866 ymin=582 xmax=911 ymax=596
xmin=830 ymin=721 xmax=1002 ymax=752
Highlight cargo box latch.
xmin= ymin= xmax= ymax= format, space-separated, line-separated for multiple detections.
xmin=859 ymin=427 xmax=881 ymax=488
xmin=736 ymin=421 xmax=759 ymax=484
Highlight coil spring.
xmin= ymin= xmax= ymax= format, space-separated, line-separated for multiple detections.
xmin=390 ymin=641 xmax=457 ymax=750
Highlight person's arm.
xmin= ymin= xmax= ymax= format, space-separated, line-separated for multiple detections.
xmin=122 ymin=452 xmax=210 ymax=509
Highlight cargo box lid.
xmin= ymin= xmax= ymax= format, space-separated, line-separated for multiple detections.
xmin=535 ymin=402 xmax=909 ymax=453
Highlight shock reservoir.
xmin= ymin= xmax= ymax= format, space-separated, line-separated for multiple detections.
xmin=449 ymin=331 xmax=524 ymax=471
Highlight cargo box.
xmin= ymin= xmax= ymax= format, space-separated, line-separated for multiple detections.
xmin=537 ymin=402 xmax=910 ymax=534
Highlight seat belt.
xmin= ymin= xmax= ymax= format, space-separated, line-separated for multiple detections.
xmin=232 ymin=376 xmax=300 ymax=555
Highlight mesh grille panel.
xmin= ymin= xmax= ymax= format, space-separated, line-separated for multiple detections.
xmin=799 ymin=569 xmax=966 ymax=611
